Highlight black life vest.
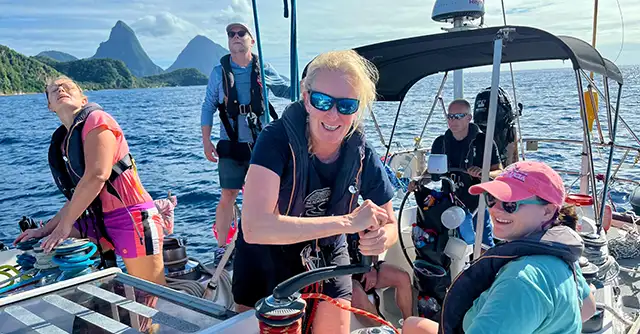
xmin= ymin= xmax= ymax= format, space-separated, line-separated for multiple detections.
xmin=217 ymin=54 xmax=279 ymax=143
xmin=48 ymin=103 xmax=135 ymax=253
xmin=439 ymin=225 xmax=584 ymax=333
xmin=437 ymin=123 xmax=493 ymax=212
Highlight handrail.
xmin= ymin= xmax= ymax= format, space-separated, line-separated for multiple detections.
xmin=521 ymin=137 xmax=640 ymax=153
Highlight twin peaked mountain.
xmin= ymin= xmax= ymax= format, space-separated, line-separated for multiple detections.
xmin=39 ymin=20 xmax=228 ymax=78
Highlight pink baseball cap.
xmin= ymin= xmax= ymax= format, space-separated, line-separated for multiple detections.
xmin=468 ymin=161 xmax=565 ymax=205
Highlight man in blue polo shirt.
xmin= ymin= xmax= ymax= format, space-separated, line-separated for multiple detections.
xmin=201 ymin=22 xmax=291 ymax=250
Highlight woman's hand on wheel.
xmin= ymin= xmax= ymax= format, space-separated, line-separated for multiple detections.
xmin=358 ymin=228 xmax=389 ymax=256
xmin=347 ymin=200 xmax=388 ymax=233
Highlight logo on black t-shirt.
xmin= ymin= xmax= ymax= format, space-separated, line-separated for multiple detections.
xmin=303 ymin=187 xmax=331 ymax=217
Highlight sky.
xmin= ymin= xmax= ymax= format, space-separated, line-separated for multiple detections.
xmin=1 ymin=0 xmax=637 ymax=74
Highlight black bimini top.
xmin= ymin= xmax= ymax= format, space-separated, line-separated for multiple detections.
xmin=354 ymin=25 xmax=624 ymax=101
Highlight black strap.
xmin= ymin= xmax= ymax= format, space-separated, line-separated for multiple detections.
xmin=372 ymin=289 xmax=385 ymax=320
xmin=269 ymin=102 xmax=279 ymax=121
xmin=217 ymin=104 xmax=239 ymax=142
xmin=105 ymin=153 xmax=134 ymax=201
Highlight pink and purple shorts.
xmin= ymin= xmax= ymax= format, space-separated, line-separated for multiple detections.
xmin=74 ymin=201 xmax=164 ymax=259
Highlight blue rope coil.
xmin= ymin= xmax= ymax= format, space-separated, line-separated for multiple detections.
xmin=52 ymin=242 xmax=97 ymax=281
xmin=16 ymin=253 xmax=36 ymax=270
xmin=0 ymin=239 xmax=98 ymax=296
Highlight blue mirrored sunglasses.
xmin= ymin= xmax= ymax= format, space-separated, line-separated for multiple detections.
xmin=309 ymin=91 xmax=360 ymax=115
xmin=484 ymin=193 xmax=549 ymax=214
xmin=446 ymin=113 xmax=469 ymax=120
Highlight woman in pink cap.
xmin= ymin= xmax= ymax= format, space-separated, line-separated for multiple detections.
xmin=403 ymin=160 xmax=597 ymax=334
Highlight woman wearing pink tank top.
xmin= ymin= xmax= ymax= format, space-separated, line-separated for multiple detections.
xmin=14 ymin=76 xmax=166 ymax=287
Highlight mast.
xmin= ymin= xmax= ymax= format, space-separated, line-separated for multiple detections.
xmin=431 ymin=0 xmax=486 ymax=273
xmin=432 ymin=0 xmax=485 ymax=100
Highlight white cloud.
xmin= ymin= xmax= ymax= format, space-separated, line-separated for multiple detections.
xmin=212 ymin=0 xmax=254 ymax=27
xmin=132 ymin=12 xmax=201 ymax=38
xmin=1 ymin=0 xmax=638 ymax=73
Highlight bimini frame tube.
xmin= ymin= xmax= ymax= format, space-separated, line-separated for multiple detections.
xmin=576 ymin=70 xmax=601 ymax=224
xmin=251 ymin=0 xmax=270 ymax=123
xmin=603 ymin=76 xmax=614 ymax=142
xmin=598 ymin=81 xmax=623 ymax=233
xmin=473 ymin=28 xmax=512 ymax=259
xmin=415 ymin=72 xmax=449 ymax=149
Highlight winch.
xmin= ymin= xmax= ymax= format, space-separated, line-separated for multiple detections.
xmin=162 ymin=237 xmax=201 ymax=281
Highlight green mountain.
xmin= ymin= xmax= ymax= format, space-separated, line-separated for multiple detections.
xmin=1 ymin=43 xmax=207 ymax=95
xmin=92 ymin=20 xmax=163 ymax=77
xmin=167 ymin=35 xmax=228 ymax=77
xmin=39 ymin=57 xmax=136 ymax=90
xmin=139 ymin=68 xmax=208 ymax=87
xmin=36 ymin=50 xmax=78 ymax=62
xmin=0 ymin=45 xmax=60 ymax=95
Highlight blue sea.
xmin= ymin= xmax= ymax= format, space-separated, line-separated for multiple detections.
xmin=1 ymin=66 xmax=639 ymax=262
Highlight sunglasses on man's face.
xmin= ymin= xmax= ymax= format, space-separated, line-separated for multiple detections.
xmin=484 ymin=193 xmax=549 ymax=214
xmin=227 ymin=30 xmax=247 ymax=38
xmin=447 ymin=113 xmax=469 ymax=120
xmin=309 ymin=90 xmax=360 ymax=115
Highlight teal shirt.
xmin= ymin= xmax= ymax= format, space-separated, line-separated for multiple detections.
xmin=462 ymin=255 xmax=591 ymax=334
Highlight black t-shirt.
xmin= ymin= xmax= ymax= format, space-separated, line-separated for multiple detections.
xmin=430 ymin=124 xmax=500 ymax=212
xmin=303 ymin=156 xmax=339 ymax=217
xmin=250 ymin=120 xmax=395 ymax=245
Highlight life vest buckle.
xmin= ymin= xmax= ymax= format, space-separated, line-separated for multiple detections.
xmin=238 ymin=104 xmax=250 ymax=115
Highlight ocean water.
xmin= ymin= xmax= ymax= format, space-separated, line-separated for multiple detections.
xmin=1 ymin=66 xmax=639 ymax=262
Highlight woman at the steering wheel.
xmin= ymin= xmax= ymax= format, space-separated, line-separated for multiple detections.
xmin=233 ymin=50 xmax=398 ymax=334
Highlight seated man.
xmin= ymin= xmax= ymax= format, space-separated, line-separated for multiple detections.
xmin=347 ymin=233 xmax=413 ymax=327
xmin=429 ymin=98 xmax=504 ymax=246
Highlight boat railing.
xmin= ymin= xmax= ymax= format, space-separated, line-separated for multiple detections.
xmin=522 ymin=137 xmax=640 ymax=154
xmin=385 ymin=137 xmax=639 ymax=186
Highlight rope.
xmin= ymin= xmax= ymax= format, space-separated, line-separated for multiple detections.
xmin=16 ymin=252 xmax=36 ymax=270
xmin=33 ymin=246 xmax=58 ymax=270
xmin=166 ymin=276 xmax=206 ymax=296
xmin=0 ymin=265 xmax=19 ymax=288
xmin=613 ymin=0 xmax=625 ymax=62
xmin=51 ymin=241 xmax=97 ymax=281
xmin=597 ymin=302 xmax=634 ymax=327
xmin=0 ymin=272 xmax=45 ymax=295
xmin=165 ymin=256 xmax=236 ymax=310
xmin=301 ymin=282 xmax=321 ymax=334
xmin=582 ymin=234 xmax=620 ymax=285
xmin=259 ymin=316 xmax=302 ymax=334
xmin=609 ymin=224 xmax=640 ymax=260
xmin=299 ymin=293 xmax=400 ymax=334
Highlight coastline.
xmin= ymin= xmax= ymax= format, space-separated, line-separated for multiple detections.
xmin=0 ymin=91 xmax=41 ymax=97
xmin=0 ymin=84 xmax=209 ymax=97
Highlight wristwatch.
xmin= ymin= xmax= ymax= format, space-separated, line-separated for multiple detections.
xmin=373 ymin=261 xmax=381 ymax=271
